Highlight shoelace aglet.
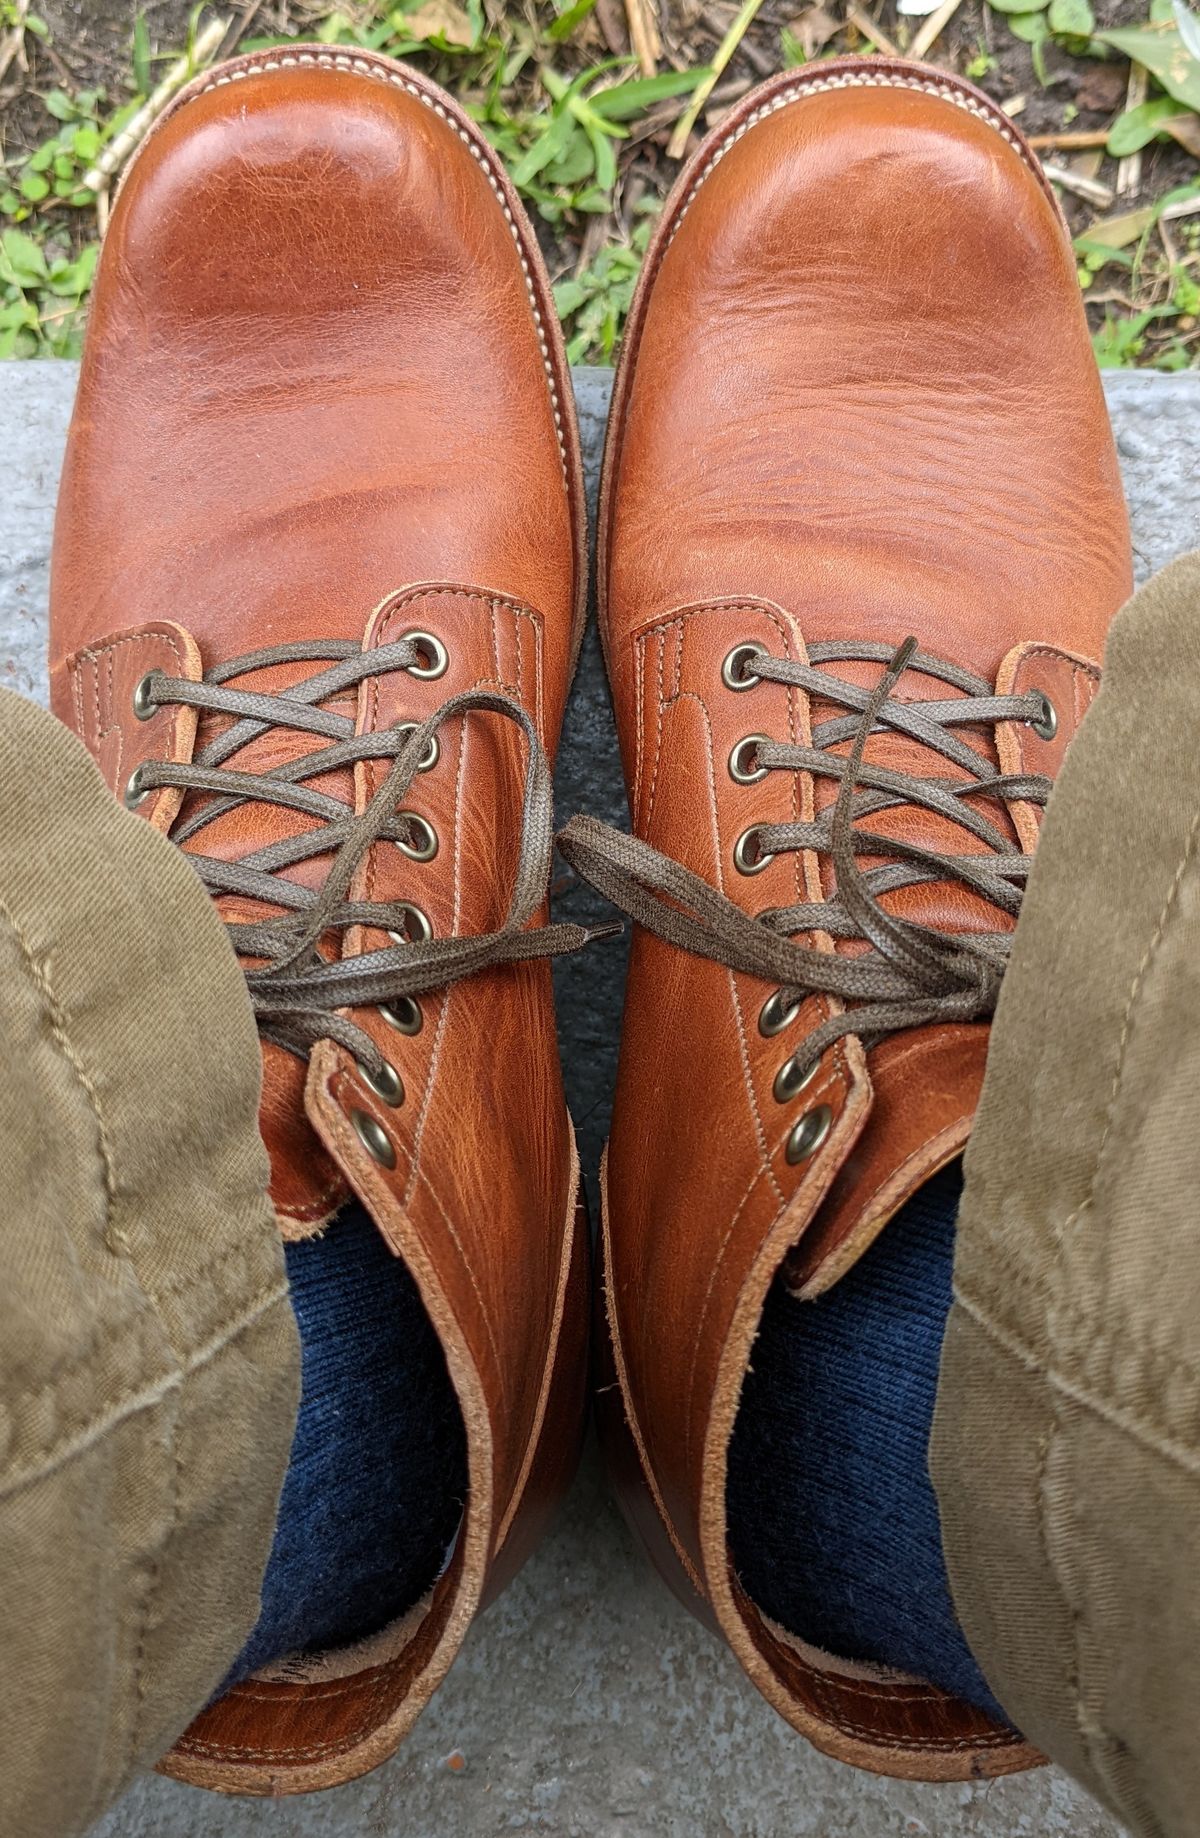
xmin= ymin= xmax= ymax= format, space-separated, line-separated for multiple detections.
xmin=584 ymin=920 xmax=624 ymax=945
xmin=890 ymin=634 xmax=920 ymax=679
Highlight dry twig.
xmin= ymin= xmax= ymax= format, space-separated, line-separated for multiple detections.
xmin=708 ymin=73 xmax=754 ymax=105
xmin=218 ymin=0 xmax=268 ymax=62
xmin=594 ymin=0 xmax=628 ymax=54
xmin=1041 ymin=161 xmax=1115 ymax=208
xmin=574 ymin=214 xmax=612 ymax=281
xmin=1116 ymin=62 xmax=1148 ymax=197
xmin=1028 ymin=128 xmax=1111 ymax=150
xmin=844 ymin=3 xmax=903 ymax=56
xmin=910 ymin=0 xmax=964 ymax=63
xmin=83 ymin=16 xmax=229 ymax=194
xmin=667 ymin=0 xmax=764 ymax=158
xmin=737 ymin=35 xmax=773 ymax=75
xmin=0 ymin=0 xmax=31 ymax=88
xmin=625 ymin=0 xmax=662 ymax=75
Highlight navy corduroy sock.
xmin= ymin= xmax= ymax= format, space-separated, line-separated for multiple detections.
xmin=726 ymin=1159 xmax=1008 ymax=1722
xmin=225 ymin=1200 xmax=467 ymax=1687
xmin=226 ymin=1164 xmax=999 ymax=1716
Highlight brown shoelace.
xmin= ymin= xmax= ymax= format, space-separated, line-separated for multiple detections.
xmin=132 ymin=635 xmax=606 ymax=1083
xmin=558 ymin=638 xmax=1054 ymax=1082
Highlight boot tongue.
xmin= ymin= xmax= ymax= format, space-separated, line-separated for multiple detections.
xmin=179 ymin=653 xmax=359 ymax=1232
xmin=808 ymin=651 xmax=1021 ymax=940
xmin=782 ymin=649 xmax=1016 ymax=1293
xmin=783 ymin=1021 xmax=989 ymax=1297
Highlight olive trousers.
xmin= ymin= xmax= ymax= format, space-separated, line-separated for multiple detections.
xmin=0 ymin=688 xmax=299 ymax=1838
xmin=934 ymin=550 xmax=1200 ymax=1838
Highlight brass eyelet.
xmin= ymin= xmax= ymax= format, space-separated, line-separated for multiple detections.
xmin=1030 ymin=692 xmax=1058 ymax=742
xmin=760 ymin=990 xmax=801 ymax=1037
xmin=380 ymin=997 xmax=423 ymax=1037
xmin=774 ymin=1055 xmax=818 ymax=1105
xmin=386 ymin=904 xmax=433 ymax=947
xmin=350 ymin=1107 xmax=397 ymax=1169
xmin=402 ymin=631 xmax=449 ymax=680
xmin=734 ymin=827 xmax=775 ymax=876
xmin=722 ymin=643 xmax=765 ymax=692
xmin=124 ymin=765 xmax=150 ymax=809
xmin=786 ymin=1104 xmax=833 ymax=1165
xmin=393 ymin=723 xmax=439 ymax=772
xmin=358 ymin=1058 xmax=404 ymax=1108
xmin=395 ymin=814 xmax=438 ymax=863
xmin=132 ymin=674 xmax=158 ymax=722
xmin=729 ymin=735 xmax=770 ymax=785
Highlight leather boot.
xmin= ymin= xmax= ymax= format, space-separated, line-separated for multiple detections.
xmin=561 ymin=57 xmax=1132 ymax=1779
xmin=50 ymin=45 xmax=590 ymax=1794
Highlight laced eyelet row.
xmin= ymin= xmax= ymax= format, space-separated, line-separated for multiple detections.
xmin=343 ymin=636 xmax=444 ymax=1143
xmin=721 ymin=643 xmax=830 ymax=1163
xmin=724 ymin=646 xmax=770 ymax=886
xmin=129 ymin=668 xmax=163 ymax=805
xmin=387 ymin=637 xmax=445 ymax=883
xmin=126 ymin=628 xmax=449 ymax=817
xmin=128 ymin=636 xmax=457 ymax=1174
xmin=717 ymin=640 xmax=1059 ymax=1169
xmin=350 ymin=901 xmax=437 ymax=1151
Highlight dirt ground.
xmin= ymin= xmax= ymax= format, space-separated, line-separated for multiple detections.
xmin=3 ymin=0 xmax=1190 ymax=231
xmin=3 ymin=0 xmax=264 ymax=149
xmin=1 ymin=0 xmax=1196 ymax=363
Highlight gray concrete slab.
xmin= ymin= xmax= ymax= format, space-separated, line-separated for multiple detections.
xmin=4 ymin=359 xmax=1197 ymax=1838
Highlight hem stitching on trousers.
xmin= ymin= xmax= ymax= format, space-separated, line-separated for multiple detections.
xmin=953 ymin=1286 xmax=1200 ymax=1477
xmin=0 ymin=1280 xmax=292 ymax=1501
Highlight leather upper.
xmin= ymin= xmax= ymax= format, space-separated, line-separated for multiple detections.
xmin=597 ymin=61 xmax=1132 ymax=1778
xmin=49 ymin=47 xmax=588 ymax=1794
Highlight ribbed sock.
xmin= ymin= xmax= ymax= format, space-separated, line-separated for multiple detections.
xmin=224 ymin=1200 xmax=467 ymax=1688
xmin=726 ymin=1159 xmax=1007 ymax=1722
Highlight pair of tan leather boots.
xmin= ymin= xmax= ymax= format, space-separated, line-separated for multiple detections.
xmin=49 ymin=45 xmax=1131 ymax=1796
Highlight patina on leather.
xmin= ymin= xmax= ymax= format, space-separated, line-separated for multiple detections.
xmin=587 ymin=58 xmax=1132 ymax=1778
xmin=49 ymin=46 xmax=589 ymax=1795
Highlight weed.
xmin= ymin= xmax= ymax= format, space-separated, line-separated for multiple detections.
xmin=553 ymin=210 xmax=656 ymax=361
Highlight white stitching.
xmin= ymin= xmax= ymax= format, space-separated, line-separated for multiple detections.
xmin=192 ymin=52 xmax=568 ymax=480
